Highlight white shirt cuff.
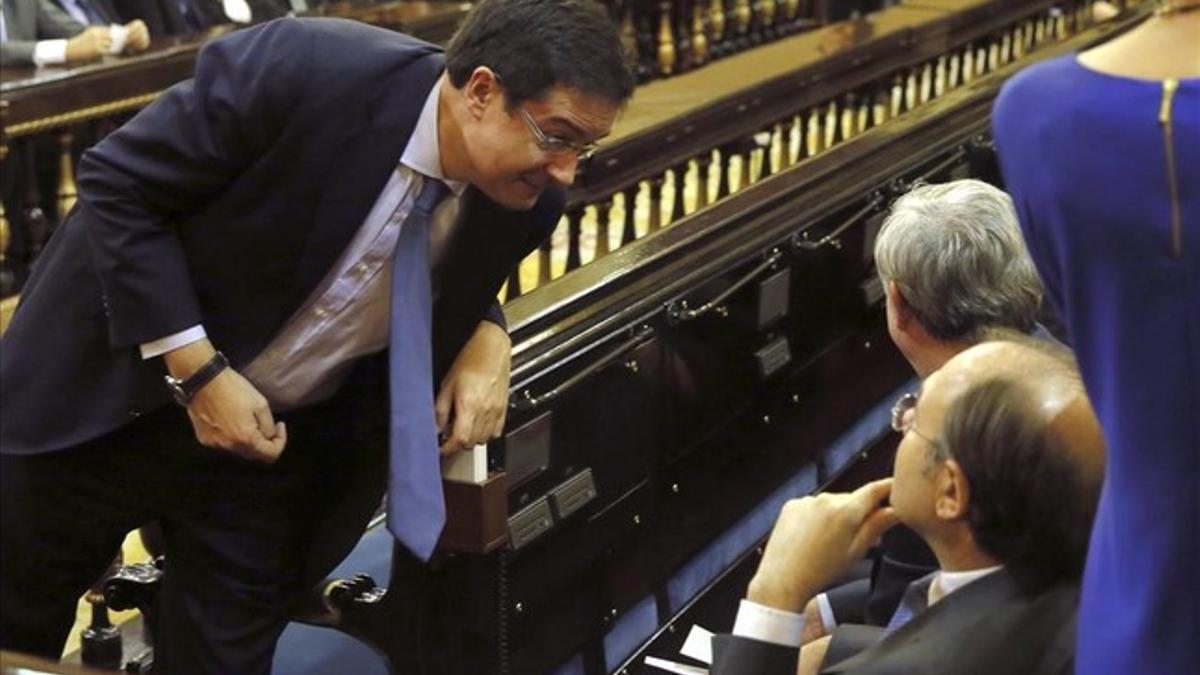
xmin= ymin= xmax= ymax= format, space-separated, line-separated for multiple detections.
xmin=140 ymin=325 xmax=208 ymax=359
xmin=33 ymin=40 xmax=69 ymax=67
xmin=731 ymin=599 xmax=806 ymax=648
xmin=816 ymin=592 xmax=838 ymax=631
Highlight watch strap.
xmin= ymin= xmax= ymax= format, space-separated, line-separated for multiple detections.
xmin=167 ymin=351 xmax=229 ymax=405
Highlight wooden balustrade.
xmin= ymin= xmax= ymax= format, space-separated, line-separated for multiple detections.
xmin=500 ymin=0 xmax=1136 ymax=302
xmin=0 ymin=0 xmax=1146 ymax=322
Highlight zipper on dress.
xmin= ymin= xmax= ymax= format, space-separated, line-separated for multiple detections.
xmin=1159 ymin=79 xmax=1183 ymax=259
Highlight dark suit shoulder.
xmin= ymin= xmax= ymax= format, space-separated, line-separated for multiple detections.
xmin=822 ymin=571 xmax=1079 ymax=675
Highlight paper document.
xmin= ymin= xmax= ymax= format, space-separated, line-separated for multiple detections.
xmin=644 ymin=656 xmax=708 ymax=675
xmin=680 ymin=625 xmax=715 ymax=664
xmin=441 ymin=443 xmax=488 ymax=483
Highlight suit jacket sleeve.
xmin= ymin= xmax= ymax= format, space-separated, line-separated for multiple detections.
xmin=75 ymin=17 xmax=311 ymax=348
xmin=711 ymin=634 xmax=799 ymax=675
xmin=0 ymin=39 xmax=38 ymax=65
xmin=823 ymin=624 xmax=885 ymax=670
xmin=825 ymin=578 xmax=871 ymax=626
xmin=0 ymin=0 xmax=84 ymax=65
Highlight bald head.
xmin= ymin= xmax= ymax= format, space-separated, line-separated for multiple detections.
xmin=931 ymin=339 xmax=1105 ymax=590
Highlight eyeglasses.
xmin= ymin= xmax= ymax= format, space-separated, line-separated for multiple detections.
xmin=891 ymin=391 xmax=945 ymax=452
xmin=518 ymin=108 xmax=599 ymax=160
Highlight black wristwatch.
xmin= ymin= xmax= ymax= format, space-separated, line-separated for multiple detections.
xmin=164 ymin=351 xmax=229 ymax=406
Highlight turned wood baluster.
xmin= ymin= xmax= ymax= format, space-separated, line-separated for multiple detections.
xmin=694 ymin=152 xmax=713 ymax=209
xmin=648 ymin=175 xmax=666 ymax=231
xmin=594 ymin=198 xmax=613 ymax=259
xmin=840 ymin=93 xmax=856 ymax=142
xmin=621 ymin=184 xmax=640 ymax=245
xmin=947 ymin=50 xmax=961 ymax=90
xmin=904 ymin=69 xmax=918 ymax=111
xmin=657 ymin=1 xmax=677 ymax=76
xmin=806 ymin=108 xmax=822 ymax=156
xmin=919 ymin=62 xmax=933 ymax=105
xmin=736 ymin=142 xmax=753 ymax=191
xmin=755 ymin=0 xmax=778 ymax=43
xmin=691 ymin=0 xmax=709 ymax=67
xmin=823 ymin=100 xmax=838 ymax=149
xmin=708 ymin=0 xmax=728 ymax=58
xmin=566 ymin=205 xmax=584 ymax=271
xmin=733 ymin=0 xmax=752 ymax=51
xmin=890 ymin=74 xmax=904 ymax=116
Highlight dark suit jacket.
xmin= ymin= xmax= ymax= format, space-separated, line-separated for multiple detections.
xmin=49 ymin=0 xmax=121 ymax=24
xmin=711 ymin=570 xmax=1079 ymax=675
xmin=0 ymin=0 xmax=85 ymax=64
xmin=0 ymin=17 xmax=560 ymax=455
xmin=109 ymin=0 xmax=187 ymax=35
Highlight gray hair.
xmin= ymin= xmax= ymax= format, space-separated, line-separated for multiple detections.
xmin=874 ymin=179 xmax=1043 ymax=342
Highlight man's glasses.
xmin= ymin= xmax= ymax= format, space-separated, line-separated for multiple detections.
xmin=518 ymin=108 xmax=599 ymax=160
xmin=891 ymin=391 xmax=945 ymax=452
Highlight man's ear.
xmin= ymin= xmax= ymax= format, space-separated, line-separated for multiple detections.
xmin=934 ymin=458 xmax=970 ymax=521
xmin=462 ymin=66 xmax=501 ymax=120
xmin=886 ymin=280 xmax=913 ymax=332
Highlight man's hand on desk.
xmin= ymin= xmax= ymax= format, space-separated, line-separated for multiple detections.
xmin=435 ymin=320 xmax=512 ymax=456
xmin=64 ymin=27 xmax=113 ymax=64
xmin=122 ymin=20 xmax=151 ymax=54
xmin=62 ymin=21 xmax=150 ymax=64
xmin=748 ymin=479 xmax=898 ymax=613
xmin=164 ymin=339 xmax=287 ymax=463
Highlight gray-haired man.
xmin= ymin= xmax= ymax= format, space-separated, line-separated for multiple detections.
xmin=797 ymin=179 xmax=1053 ymax=657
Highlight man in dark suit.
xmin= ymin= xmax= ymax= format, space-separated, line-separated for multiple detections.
xmin=0 ymin=1 xmax=633 ymax=672
xmin=1 ymin=0 xmax=146 ymax=65
xmin=710 ymin=339 xmax=1105 ymax=675
xmin=803 ymin=179 xmax=1048 ymax=638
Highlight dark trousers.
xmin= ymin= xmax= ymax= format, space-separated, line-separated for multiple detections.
xmin=0 ymin=384 xmax=387 ymax=673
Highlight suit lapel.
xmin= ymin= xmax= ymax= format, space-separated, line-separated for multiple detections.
xmin=822 ymin=571 xmax=1015 ymax=674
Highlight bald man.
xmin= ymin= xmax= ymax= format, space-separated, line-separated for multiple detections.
xmin=711 ymin=339 xmax=1105 ymax=675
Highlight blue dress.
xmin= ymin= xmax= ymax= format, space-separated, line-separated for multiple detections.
xmin=993 ymin=55 xmax=1199 ymax=674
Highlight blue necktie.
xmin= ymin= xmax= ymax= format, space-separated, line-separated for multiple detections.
xmin=882 ymin=575 xmax=932 ymax=636
xmin=386 ymin=177 xmax=450 ymax=561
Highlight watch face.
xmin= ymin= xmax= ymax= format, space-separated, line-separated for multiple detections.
xmin=165 ymin=377 xmax=190 ymax=406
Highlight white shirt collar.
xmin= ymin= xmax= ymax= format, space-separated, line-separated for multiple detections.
xmin=400 ymin=75 xmax=468 ymax=197
xmin=929 ymin=565 xmax=1003 ymax=606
